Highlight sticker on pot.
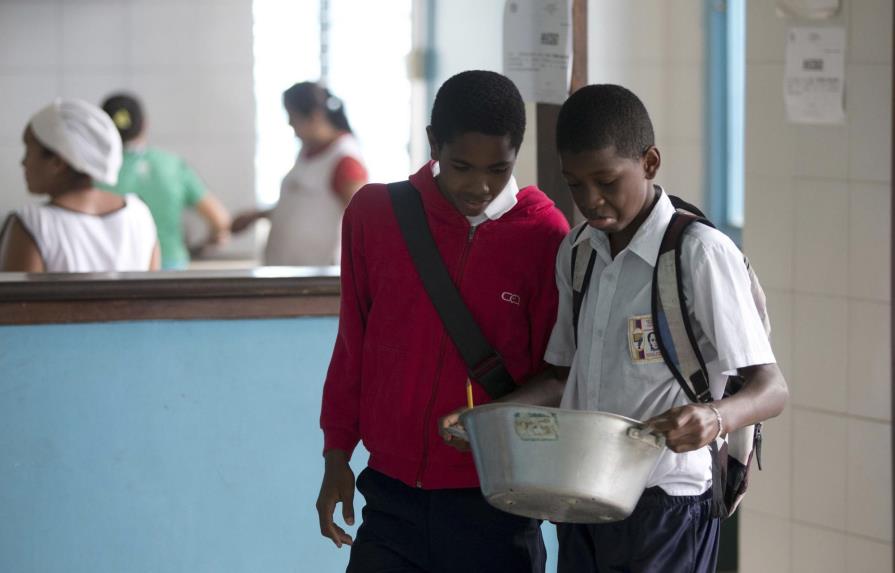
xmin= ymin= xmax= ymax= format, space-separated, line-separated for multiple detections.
xmin=514 ymin=412 xmax=559 ymax=441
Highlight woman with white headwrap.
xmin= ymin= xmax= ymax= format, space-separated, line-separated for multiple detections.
xmin=0 ymin=98 xmax=160 ymax=272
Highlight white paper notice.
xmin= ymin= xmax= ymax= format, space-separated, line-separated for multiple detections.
xmin=784 ymin=27 xmax=846 ymax=124
xmin=503 ymin=0 xmax=571 ymax=105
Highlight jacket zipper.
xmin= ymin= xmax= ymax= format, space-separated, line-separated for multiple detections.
xmin=415 ymin=224 xmax=477 ymax=487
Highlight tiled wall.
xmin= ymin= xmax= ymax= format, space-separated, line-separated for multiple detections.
xmin=0 ymin=0 xmax=256 ymax=256
xmin=431 ymin=0 xmax=705 ymax=208
xmin=740 ymin=1 xmax=893 ymax=571
xmin=586 ymin=0 xmax=706 ymax=208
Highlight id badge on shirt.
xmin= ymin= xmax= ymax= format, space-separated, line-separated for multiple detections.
xmin=628 ymin=315 xmax=663 ymax=364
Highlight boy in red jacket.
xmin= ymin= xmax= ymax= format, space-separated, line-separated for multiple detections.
xmin=317 ymin=70 xmax=569 ymax=572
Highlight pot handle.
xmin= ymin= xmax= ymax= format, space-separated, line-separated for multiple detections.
xmin=444 ymin=424 xmax=469 ymax=442
xmin=626 ymin=426 xmax=666 ymax=448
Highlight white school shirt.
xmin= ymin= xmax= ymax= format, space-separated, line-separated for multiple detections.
xmin=16 ymin=195 xmax=157 ymax=273
xmin=544 ymin=188 xmax=776 ymax=495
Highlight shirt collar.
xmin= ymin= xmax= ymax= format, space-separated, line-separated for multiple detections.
xmin=572 ymin=186 xmax=675 ymax=267
xmin=431 ymin=162 xmax=520 ymax=225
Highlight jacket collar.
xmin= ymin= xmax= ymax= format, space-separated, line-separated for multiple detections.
xmin=409 ymin=160 xmax=520 ymax=226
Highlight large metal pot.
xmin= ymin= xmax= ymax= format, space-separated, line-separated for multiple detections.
xmin=449 ymin=403 xmax=666 ymax=523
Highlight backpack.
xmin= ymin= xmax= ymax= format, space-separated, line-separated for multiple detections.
xmin=571 ymin=195 xmax=768 ymax=519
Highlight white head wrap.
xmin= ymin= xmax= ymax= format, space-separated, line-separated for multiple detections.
xmin=29 ymin=98 xmax=123 ymax=186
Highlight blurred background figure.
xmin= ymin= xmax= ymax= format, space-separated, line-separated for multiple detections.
xmin=101 ymin=93 xmax=232 ymax=270
xmin=0 ymin=99 xmax=159 ymax=273
xmin=232 ymin=82 xmax=367 ymax=266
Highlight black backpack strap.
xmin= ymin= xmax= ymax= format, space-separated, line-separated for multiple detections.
xmin=387 ymin=181 xmax=517 ymax=399
xmin=571 ymin=225 xmax=596 ymax=348
xmin=651 ymin=211 xmax=714 ymax=402
xmin=651 ymin=208 xmax=730 ymax=518
xmin=668 ymin=195 xmax=707 ymax=218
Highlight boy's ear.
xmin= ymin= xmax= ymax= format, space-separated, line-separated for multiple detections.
xmin=425 ymin=126 xmax=440 ymax=161
xmin=642 ymin=146 xmax=661 ymax=180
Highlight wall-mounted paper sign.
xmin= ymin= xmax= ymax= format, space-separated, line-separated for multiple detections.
xmin=784 ymin=27 xmax=846 ymax=124
xmin=503 ymin=0 xmax=571 ymax=105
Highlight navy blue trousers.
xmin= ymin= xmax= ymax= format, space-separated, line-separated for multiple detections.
xmin=347 ymin=468 xmax=546 ymax=573
xmin=557 ymin=487 xmax=720 ymax=573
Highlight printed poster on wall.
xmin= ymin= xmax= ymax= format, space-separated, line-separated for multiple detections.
xmin=784 ymin=27 xmax=846 ymax=124
xmin=503 ymin=0 xmax=572 ymax=105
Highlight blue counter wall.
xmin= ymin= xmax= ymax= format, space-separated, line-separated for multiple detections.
xmin=0 ymin=317 xmax=557 ymax=572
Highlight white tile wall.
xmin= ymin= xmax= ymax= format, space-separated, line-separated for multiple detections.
xmin=0 ymin=74 xmax=60 ymax=147
xmin=794 ymin=124 xmax=850 ymax=180
xmin=745 ymin=64 xmax=796 ymax=178
xmin=128 ymin=2 xmax=202 ymax=69
xmin=195 ymin=72 xmax=256 ymax=137
xmin=195 ymin=2 xmax=255 ymax=68
xmin=792 ymin=524 xmax=848 ymax=573
xmin=743 ymin=2 xmax=893 ymax=570
xmin=792 ymin=294 xmax=849 ymax=413
xmin=739 ymin=510 xmax=792 ymax=573
xmin=848 ymin=64 xmax=893 ymax=184
xmin=766 ymin=289 xmax=795 ymax=376
xmin=654 ymin=142 xmax=703 ymax=208
xmin=850 ymin=0 xmax=893 ymax=65
xmin=0 ymin=3 xmax=59 ymax=70
xmin=744 ymin=408 xmax=793 ymax=519
xmin=129 ymin=72 xmax=203 ymax=140
xmin=664 ymin=0 xmax=704 ymax=65
xmin=746 ymin=0 xmax=787 ymax=64
xmin=743 ymin=176 xmax=795 ymax=290
xmin=59 ymin=73 xmax=131 ymax=106
xmin=0 ymin=0 xmax=257 ymax=258
xmin=793 ymin=178 xmax=850 ymax=296
xmin=587 ymin=0 xmax=666 ymax=65
xmin=849 ymin=182 xmax=892 ymax=302
xmin=846 ymin=535 xmax=893 ymax=572
xmin=848 ymin=300 xmax=893 ymax=421
xmin=60 ymin=2 xmax=129 ymax=70
xmin=663 ymin=65 xmax=704 ymax=144
xmin=793 ymin=409 xmax=848 ymax=529
xmin=847 ymin=418 xmax=893 ymax=541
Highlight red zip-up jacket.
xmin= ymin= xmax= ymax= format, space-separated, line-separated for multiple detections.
xmin=320 ymin=161 xmax=569 ymax=489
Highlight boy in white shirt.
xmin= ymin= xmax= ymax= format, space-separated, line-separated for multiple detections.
xmin=441 ymin=84 xmax=788 ymax=572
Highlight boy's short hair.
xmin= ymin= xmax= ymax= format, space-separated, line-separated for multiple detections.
xmin=101 ymin=93 xmax=144 ymax=144
xmin=430 ymin=70 xmax=526 ymax=151
xmin=556 ymin=84 xmax=655 ymax=158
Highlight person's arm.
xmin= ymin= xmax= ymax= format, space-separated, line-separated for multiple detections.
xmin=0 ymin=216 xmax=45 ymax=272
xmin=646 ymin=235 xmax=788 ymax=452
xmin=438 ymin=364 xmax=570 ymax=453
xmin=148 ymin=242 xmax=161 ymax=271
xmin=331 ymin=156 xmax=368 ymax=207
xmin=645 ymin=363 xmax=787 ymax=453
xmin=194 ymin=194 xmax=232 ymax=245
xmin=177 ymin=158 xmax=231 ymax=245
xmin=316 ymin=196 xmax=372 ymax=548
xmin=230 ymin=208 xmax=273 ymax=234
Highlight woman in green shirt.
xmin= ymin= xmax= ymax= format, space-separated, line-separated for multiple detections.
xmin=101 ymin=93 xmax=232 ymax=270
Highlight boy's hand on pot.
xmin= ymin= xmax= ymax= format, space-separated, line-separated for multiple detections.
xmin=316 ymin=450 xmax=356 ymax=548
xmin=645 ymin=404 xmax=720 ymax=453
xmin=438 ymin=407 xmax=470 ymax=452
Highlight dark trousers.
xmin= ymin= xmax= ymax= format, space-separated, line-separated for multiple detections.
xmin=347 ymin=468 xmax=546 ymax=573
xmin=557 ymin=487 xmax=720 ymax=573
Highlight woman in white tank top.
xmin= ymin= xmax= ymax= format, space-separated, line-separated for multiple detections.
xmin=231 ymin=82 xmax=367 ymax=266
xmin=0 ymin=99 xmax=159 ymax=273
